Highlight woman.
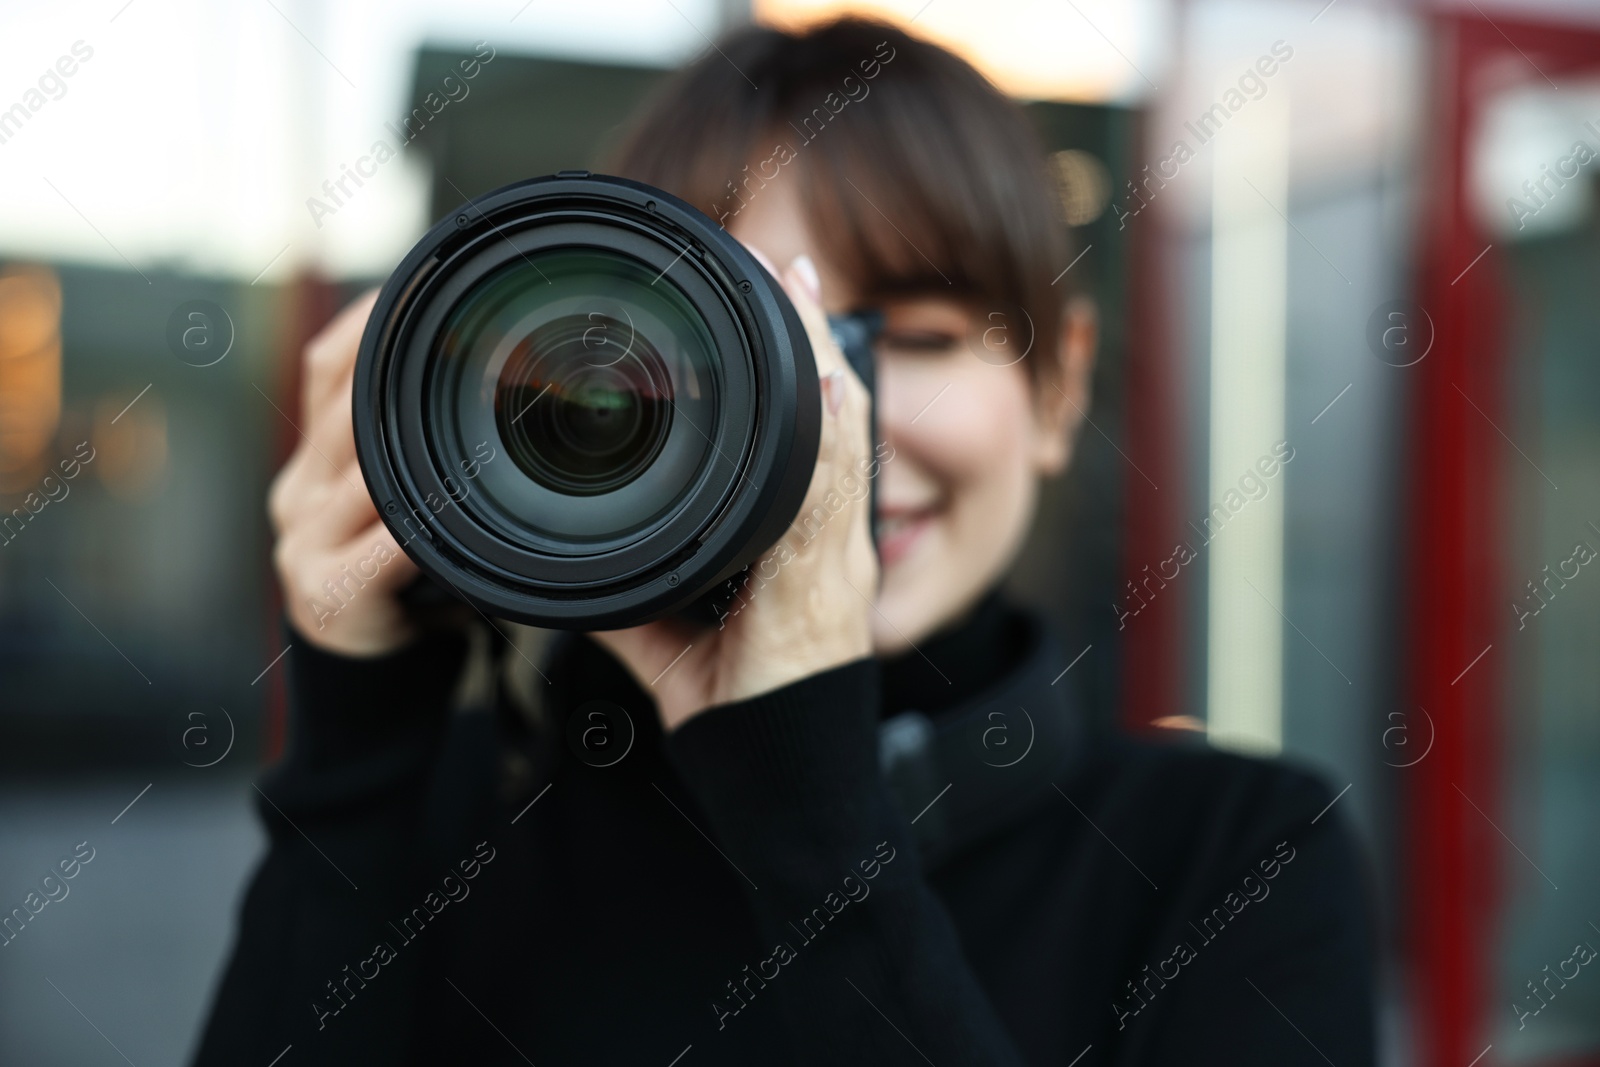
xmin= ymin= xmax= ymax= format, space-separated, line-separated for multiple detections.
xmin=197 ymin=17 xmax=1374 ymax=1066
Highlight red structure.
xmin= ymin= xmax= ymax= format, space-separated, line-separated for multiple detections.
xmin=1406 ymin=10 xmax=1597 ymax=1067
xmin=1119 ymin=7 xmax=1600 ymax=1062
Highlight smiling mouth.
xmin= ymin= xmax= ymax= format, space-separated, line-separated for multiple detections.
xmin=875 ymin=512 xmax=922 ymax=540
xmin=874 ymin=506 xmax=938 ymax=566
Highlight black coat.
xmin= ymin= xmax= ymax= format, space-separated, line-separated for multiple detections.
xmin=194 ymin=596 xmax=1375 ymax=1065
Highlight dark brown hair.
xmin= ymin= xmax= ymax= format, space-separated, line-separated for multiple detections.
xmin=604 ymin=17 xmax=1074 ymax=381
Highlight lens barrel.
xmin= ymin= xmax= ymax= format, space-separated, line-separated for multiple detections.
xmin=353 ymin=173 xmax=821 ymax=630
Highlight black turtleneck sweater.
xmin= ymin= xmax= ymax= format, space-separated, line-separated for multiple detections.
xmin=194 ymin=594 xmax=1375 ymax=1066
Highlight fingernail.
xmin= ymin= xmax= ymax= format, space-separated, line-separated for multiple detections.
xmin=747 ymin=246 xmax=779 ymax=279
xmin=792 ymin=255 xmax=821 ymax=303
xmin=823 ymin=369 xmax=845 ymax=415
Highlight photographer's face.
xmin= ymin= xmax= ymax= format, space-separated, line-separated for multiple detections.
xmin=730 ymin=179 xmax=1091 ymax=652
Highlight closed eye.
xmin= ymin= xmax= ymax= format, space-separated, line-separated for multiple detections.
xmin=878 ymin=329 xmax=963 ymax=355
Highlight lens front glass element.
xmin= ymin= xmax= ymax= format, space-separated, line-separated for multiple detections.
xmin=428 ymin=247 xmax=720 ymax=549
xmin=496 ymin=311 xmax=673 ymax=497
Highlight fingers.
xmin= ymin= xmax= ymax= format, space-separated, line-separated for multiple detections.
xmin=740 ymin=247 xmax=862 ymax=421
xmin=278 ymin=522 xmax=415 ymax=618
xmin=271 ymin=290 xmax=372 ymax=517
xmin=301 ymin=289 xmax=378 ymax=426
xmin=271 ymin=289 xmax=425 ymax=656
xmin=330 ymin=522 xmax=419 ymax=597
xmin=779 ymin=256 xmax=869 ymax=463
xmin=271 ymin=476 xmax=385 ymax=583
xmin=778 ymin=256 xmax=845 ymax=380
xmin=587 ymin=619 xmax=700 ymax=699
xmin=304 ymin=357 xmax=359 ymax=472
xmin=268 ymin=428 xmax=366 ymax=524
xmin=267 ymin=423 xmax=369 ymax=537
xmin=738 ymin=241 xmax=781 ymax=286
xmin=760 ymin=256 xmax=875 ymax=602
xmin=296 ymin=468 xmax=382 ymax=549
xmin=279 ymin=521 xmax=420 ymax=655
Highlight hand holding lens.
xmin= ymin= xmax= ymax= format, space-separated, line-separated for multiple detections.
xmin=355 ymin=172 xmax=875 ymax=631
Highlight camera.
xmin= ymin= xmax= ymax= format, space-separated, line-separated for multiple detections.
xmin=352 ymin=172 xmax=875 ymax=631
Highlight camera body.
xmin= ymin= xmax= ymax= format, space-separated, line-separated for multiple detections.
xmin=353 ymin=173 xmax=823 ymax=630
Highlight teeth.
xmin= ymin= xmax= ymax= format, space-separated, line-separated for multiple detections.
xmin=876 ymin=515 xmax=912 ymax=540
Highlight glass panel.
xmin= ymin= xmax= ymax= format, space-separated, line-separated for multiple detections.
xmin=1481 ymin=76 xmax=1600 ymax=1061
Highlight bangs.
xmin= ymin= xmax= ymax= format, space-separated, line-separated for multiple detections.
xmin=604 ymin=17 xmax=1073 ymax=378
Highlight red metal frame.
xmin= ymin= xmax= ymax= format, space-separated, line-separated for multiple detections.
xmin=1408 ymin=10 xmax=1600 ymax=1067
xmin=1118 ymin=107 xmax=1185 ymax=733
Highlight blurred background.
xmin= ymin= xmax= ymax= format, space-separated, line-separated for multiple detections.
xmin=0 ymin=0 xmax=1595 ymax=1063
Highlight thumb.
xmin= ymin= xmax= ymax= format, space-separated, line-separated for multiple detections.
xmin=739 ymin=241 xmax=781 ymax=283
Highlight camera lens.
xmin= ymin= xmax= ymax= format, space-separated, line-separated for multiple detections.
xmin=426 ymin=248 xmax=719 ymax=546
xmin=496 ymin=315 xmax=672 ymax=497
xmin=352 ymin=173 xmax=821 ymax=629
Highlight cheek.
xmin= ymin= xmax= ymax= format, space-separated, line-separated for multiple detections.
xmin=876 ymin=361 xmax=1041 ymax=645
xmin=934 ymin=396 xmax=1037 ymax=569
xmin=901 ymin=366 xmax=1035 ymax=499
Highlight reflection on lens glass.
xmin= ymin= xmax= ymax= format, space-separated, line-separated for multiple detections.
xmin=495 ymin=313 xmax=674 ymax=496
xmin=427 ymin=248 xmax=720 ymax=549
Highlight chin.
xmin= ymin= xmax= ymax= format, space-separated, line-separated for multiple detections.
xmin=870 ymin=510 xmax=1022 ymax=657
xmin=871 ymin=558 xmax=949 ymax=655
xmin=870 ymin=604 xmax=920 ymax=656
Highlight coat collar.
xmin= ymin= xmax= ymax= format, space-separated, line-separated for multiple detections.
xmin=529 ymin=606 xmax=1093 ymax=871
xmin=878 ymin=609 xmax=1092 ymax=869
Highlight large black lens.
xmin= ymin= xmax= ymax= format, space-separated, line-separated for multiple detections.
xmin=352 ymin=173 xmax=821 ymax=630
